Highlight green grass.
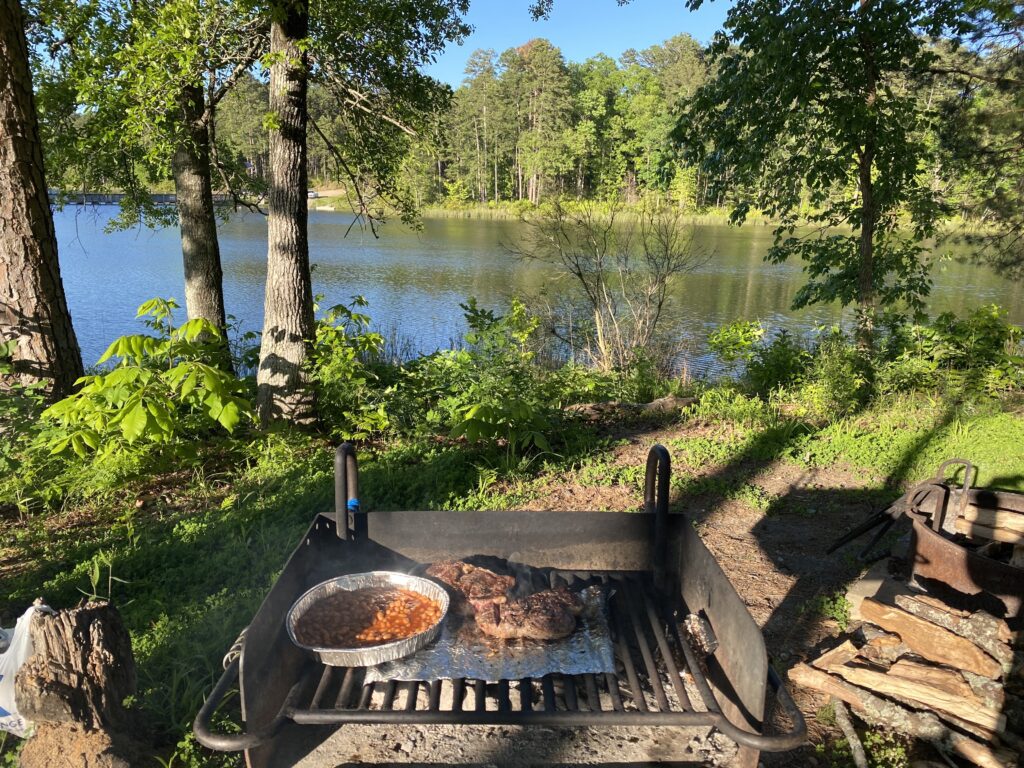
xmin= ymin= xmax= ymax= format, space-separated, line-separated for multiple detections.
xmin=2 ymin=382 xmax=1023 ymax=766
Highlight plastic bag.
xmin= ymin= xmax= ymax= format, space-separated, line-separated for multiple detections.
xmin=0 ymin=606 xmax=38 ymax=737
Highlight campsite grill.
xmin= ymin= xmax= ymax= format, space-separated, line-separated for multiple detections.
xmin=193 ymin=445 xmax=805 ymax=767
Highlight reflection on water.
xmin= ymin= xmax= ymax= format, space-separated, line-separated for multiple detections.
xmin=56 ymin=208 xmax=1024 ymax=374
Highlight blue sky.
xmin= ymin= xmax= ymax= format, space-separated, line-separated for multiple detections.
xmin=424 ymin=0 xmax=732 ymax=86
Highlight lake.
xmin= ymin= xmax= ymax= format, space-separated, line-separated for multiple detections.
xmin=55 ymin=207 xmax=1024 ymax=374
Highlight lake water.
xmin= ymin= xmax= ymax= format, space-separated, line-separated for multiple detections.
xmin=55 ymin=207 xmax=1024 ymax=374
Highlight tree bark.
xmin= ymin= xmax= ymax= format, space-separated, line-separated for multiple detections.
xmin=256 ymin=0 xmax=316 ymax=425
xmin=171 ymin=84 xmax=228 ymax=336
xmin=856 ymin=0 xmax=877 ymax=352
xmin=15 ymin=602 xmax=143 ymax=768
xmin=0 ymin=0 xmax=83 ymax=398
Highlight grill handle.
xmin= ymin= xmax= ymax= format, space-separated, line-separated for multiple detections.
xmin=192 ymin=651 xmax=302 ymax=752
xmin=644 ymin=444 xmax=671 ymax=591
xmin=334 ymin=442 xmax=360 ymax=539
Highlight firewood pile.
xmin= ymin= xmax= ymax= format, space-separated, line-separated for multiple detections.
xmin=790 ymin=588 xmax=1022 ymax=767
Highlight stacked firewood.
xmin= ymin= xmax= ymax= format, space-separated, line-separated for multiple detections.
xmin=791 ymin=590 xmax=1022 ymax=767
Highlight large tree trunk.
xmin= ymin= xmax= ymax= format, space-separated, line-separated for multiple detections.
xmin=255 ymin=0 xmax=316 ymax=425
xmin=171 ymin=84 xmax=228 ymax=335
xmin=0 ymin=0 xmax=83 ymax=398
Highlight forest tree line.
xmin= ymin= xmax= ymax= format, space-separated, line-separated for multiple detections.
xmin=203 ymin=28 xmax=1023 ymax=234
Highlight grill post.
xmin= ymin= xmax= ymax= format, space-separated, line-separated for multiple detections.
xmin=645 ymin=445 xmax=671 ymax=592
xmin=334 ymin=443 xmax=360 ymax=539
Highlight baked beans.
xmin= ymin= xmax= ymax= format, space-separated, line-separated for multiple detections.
xmin=294 ymin=587 xmax=443 ymax=648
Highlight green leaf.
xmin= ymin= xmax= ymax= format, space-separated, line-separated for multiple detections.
xmin=217 ymin=399 xmax=242 ymax=432
xmin=121 ymin=402 xmax=150 ymax=442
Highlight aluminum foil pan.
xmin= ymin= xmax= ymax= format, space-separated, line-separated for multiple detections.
xmin=287 ymin=571 xmax=449 ymax=667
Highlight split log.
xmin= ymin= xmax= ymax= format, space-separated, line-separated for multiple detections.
xmin=860 ymin=634 xmax=907 ymax=665
xmin=960 ymin=507 xmax=1024 ymax=534
xmin=892 ymin=594 xmax=1014 ymax=671
xmin=861 ymin=598 xmax=1002 ymax=678
xmin=888 ymin=659 xmax=1004 ymax=711
xmin=829 ymin=662 xmax=1005 ymax=732
xmin=955 ymin=518 xmax=1024 ymax=544
xmin=811 ymin=640 xmax=859 ymax=670
xmin=912 ymin=595 xmax=1014 ymax=643
xmin=789 ymin=664 xmax=1017 ymax=768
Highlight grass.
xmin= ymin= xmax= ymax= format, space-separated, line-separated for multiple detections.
xmin=1 ymin=383 xmax=1022 ymax=766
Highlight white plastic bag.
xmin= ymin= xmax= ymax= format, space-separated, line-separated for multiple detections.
xmin=0 ymin=606 xmax=37 ymax=737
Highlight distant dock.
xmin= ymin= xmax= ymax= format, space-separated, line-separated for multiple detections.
xmin=48 ymin=191 xmax=237 ymax=205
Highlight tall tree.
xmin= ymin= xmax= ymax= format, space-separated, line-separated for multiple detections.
xmin=34 ymin=0 xmax=265 ymax=348
xmin=677 ymin=0 xmax=966 ymax=349
xmin=935 ymin=3 xmax=1024 ymax=277
xmin=0 ymin=0 xmax=83 ymax=397
xmin=256 ymin=0 xmax=315 ymax=424
xmin=255 ymin=0 xmax=470 ymax=423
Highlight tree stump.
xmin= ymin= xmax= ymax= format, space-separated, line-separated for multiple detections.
xmin=14 ymin=602 xmax=144 ymax=768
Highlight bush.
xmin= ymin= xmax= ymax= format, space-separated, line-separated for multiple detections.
xmin=308 ymin=296 xmax=391 ymax=439
xmin=708 ymin=319 xmax=764 ymax=374
xmin=43 ymin=299 xmax=251 ymax=459
xmin=780 ymin=331 xmax=870 ymax=421
xmin=879 ymin=305 xmax=1024 ymax=395
xmin=744 ymin=329 xmax=812 ymax=395
xmin=398 ymin=298 xmax=555 ymax=453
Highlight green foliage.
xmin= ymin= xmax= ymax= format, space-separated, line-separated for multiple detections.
xmin=744 ymin=330 xmax=813 ymax=396
xmin=403 ymin=298 xmax=554 ymax=454
xmin=42 ymin=299 xmax=252 ymax=458
xmin=778 ymin=331 xmax=871 ymax=421
xmin=678 ymin=0 xmax=974 ymax=331
xmin=879 ymin=304 xmax=1024 ymax=394
xmin=308 ymin=296 xmax=390 ymax=439
xmin=804 ymin=591 xmax=852 ymax=631
xmin=708 ymin=320 xmax=765 ymax=368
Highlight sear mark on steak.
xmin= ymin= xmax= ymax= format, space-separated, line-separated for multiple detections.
xmin=472 ymin=587 xmax=584 ymax=641
xmin=425 ymin=560 xmax=514 ymax=615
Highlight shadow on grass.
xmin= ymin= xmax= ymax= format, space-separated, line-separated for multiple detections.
xmin=645 ymin=398 xmax=967 ymax=764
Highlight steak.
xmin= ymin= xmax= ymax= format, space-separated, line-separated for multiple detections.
xmin=472 ymin=587 xmax=584 ymax=641
xmin=425 ymin=560 xmax=514 ymax=614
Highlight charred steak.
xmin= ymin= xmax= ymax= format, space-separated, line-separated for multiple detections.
xmin=425 ymin=560 xmax=514 ymax=614
xmin=472 ymin=587 xmax=584 ymax=641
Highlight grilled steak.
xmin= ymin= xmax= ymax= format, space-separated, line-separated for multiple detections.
xmin=472 ymin=587 xmax=583 ymax=641
xmin=425 ymin=560 xmax=514 ymax=614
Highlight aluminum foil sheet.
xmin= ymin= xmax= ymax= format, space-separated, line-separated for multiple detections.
xmin=287 ymin=571 xmax=450 ymax=667
xmin=363 ymin=586 xmax=615 ymax=683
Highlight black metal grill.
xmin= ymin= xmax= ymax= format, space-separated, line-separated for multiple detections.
xmin=193 ymin=444 xmax=806 ymax=763
xmin=287 ymin=572 xmax=715 ymax=727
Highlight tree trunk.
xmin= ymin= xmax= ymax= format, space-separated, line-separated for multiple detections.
xmin=0 ymin=0 xmax=83 ymax=397
xmin=856 ymin=0 xmax=877 ymax=353
xmin=256 ymin=0 xmax=316 ymax=426
xmin=857 ymin=142 xmax=876 ymax=351
xmin=171 ymin=84 xmax=228 ymax=336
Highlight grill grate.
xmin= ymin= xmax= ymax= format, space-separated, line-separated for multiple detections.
xmin=287 ymin=571 xmax=724 ymax=727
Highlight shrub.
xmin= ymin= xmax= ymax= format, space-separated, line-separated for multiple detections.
xmin=307 ymin=296 xmax=391 ymax=439
xmin=881 ymin=305 xmax=1024 ymax=395
xmin=708 ymin=319 xmax=764 ymax=374
xmin=744 ymin=329 xmax=812 ymax=395
xmin=781 ymin=330 xmax=870 ymax=421
xmin=42 ymin=299 xmax=251 ymax=459
xmin=399 ymin=298 xmax=554 ymax=453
